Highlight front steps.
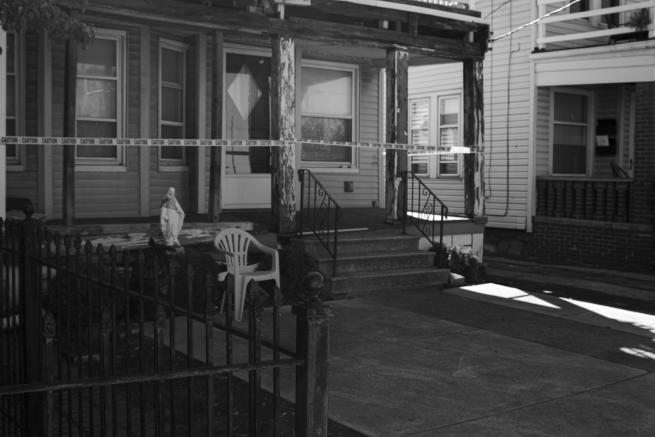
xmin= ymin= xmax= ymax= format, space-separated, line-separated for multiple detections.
xmin=297 ymin=232 xmax=449 ymax=298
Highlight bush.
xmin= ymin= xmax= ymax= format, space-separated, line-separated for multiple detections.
xmin=431 ymin=244 xmax=486 ymax=284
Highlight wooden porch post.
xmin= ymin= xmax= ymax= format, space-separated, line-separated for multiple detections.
xmin=463 ymin=59 xmax=485 ymax=219
xmin=270 ymin=35 xmax=296 ymax=236
xmin=63 ymin=39 xmax=77 ymax=226
xmin=208 ymin=31 xmax=223 ymax=222
xmin=385 ymin=47 xmax=409 ymax=224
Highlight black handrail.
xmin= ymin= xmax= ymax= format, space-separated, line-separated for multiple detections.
xmin=401 ymin=171 xmax=449 ymax=267
xmin=297 ymin=169 xmax=341 ymax=276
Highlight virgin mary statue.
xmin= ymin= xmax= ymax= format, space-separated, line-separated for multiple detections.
xmin=160 ymin=187 xmax=185 ymax=247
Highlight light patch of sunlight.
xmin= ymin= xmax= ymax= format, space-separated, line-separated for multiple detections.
xmin=560 ymin=298 xmax=655 ymax=334
xmin=460 ymin=283 xmax=561 ymax=309
xmin=407 ymin=211 xmax=467 ymax=222
xmin=620 ymin=346 xmax=655 ymax=360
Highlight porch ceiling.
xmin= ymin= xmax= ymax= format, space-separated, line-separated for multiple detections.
xmin=532 ymin=41 xmax=655 ymax=86
xmin=58 ymin=0 xmax=488 ymax=61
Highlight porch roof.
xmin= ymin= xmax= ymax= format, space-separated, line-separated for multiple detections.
xmin=57 ymin=0 xmax=489 ymax=62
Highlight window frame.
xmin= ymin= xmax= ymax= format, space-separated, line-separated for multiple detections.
xmin=158 ymin=38 xmax=189 ymax=171
xmin=75 ymin=28 xmax=127 ymax=171
xmin=300 ymin=59 xmax=359 ymax=171
xmin=408 ymin=92 xmax=463 ymax=179
xmin=6 ymin=31 xmax=25 ymax=171
xmin=549 ymin=88 xmax=594 ymax=177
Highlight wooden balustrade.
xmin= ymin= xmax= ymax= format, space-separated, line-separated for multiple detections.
xmin=536 ymin=177 xmax=632 ymax=222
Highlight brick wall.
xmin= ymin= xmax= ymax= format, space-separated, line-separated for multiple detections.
xmin=531 ymin=219 xmax=654 ymax=273
xmin=631 ymin=82 xmax=655 ymax=225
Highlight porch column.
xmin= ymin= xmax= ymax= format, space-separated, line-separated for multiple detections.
xmin=208 ymin=31 xmax=224 ymax=222
xmin=384 ymin=47 xmax=409 ymax=224
xmin=463 ymin=59 xmax=485 ymax=219
xmin=0 ymin=30 xmax=5 ymax=219
xmin=270 ymin=35 xmax=297 ymax=235
xmin=63 ymin=40 xmax=77 ymax=226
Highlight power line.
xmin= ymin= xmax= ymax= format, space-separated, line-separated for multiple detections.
xmin=491 ymin=0 xmax=581 ymax=42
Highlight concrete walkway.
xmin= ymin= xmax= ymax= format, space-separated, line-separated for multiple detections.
xmin=320 ymin=286 xmax=655 ymax=436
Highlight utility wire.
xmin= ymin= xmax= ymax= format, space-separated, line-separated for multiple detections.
xmin=491 ymin=0 xmax=581 ymax=42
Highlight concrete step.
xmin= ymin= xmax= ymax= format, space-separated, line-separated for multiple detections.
xmin=300 ymin=234 xmax=421 ymax=258
xmin=327 ymin=267 xmax=449 ymax=297
xmin=318 ymin=251 xmax=435 ymax=276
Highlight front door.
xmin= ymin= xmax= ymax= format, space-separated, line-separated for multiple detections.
xmin=222 ymin=51 xmax=272 ymax=208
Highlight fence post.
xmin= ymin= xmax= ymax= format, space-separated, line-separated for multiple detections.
xmin=20 ymin=216 xmax=45 ymax=435
xmin=294 ymin=272 xmax=329 ymax=437
xmin=43 ymin=312 xmax=57 ymax=437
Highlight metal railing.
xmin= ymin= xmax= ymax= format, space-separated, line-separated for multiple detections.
xmin=297 ymin=169 xmax=341 ymax=276
xmin=0 ymin=216 xmax=329 ymax=436
xmin=536 ymin=177 xmax=632 ymax=222
xmin=536 ymin=0 xmax=655 ymax=51
xmin=401 ymin=171 xmax=449 ymax=267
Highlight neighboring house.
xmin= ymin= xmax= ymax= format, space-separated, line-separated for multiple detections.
xmin=1 ymin=0 xmax=488 ymax=237
xmin=410 ymin=0 xmax=655 ymax=272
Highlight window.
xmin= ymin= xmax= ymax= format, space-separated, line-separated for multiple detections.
xmin=437 ymin=95 xmax=460 ymax=177
xmin=408 ymin=94 xmax=462 ymax=178
xmin=75 ymin=29 xmax=125 ymax=166
xmin=5 ymin=31 xmax=23 ymax=168
xmin=159 ymin=40 xmax=187 ymax=167
xmin=301 ymin=62 xmax=357 ymax=168
xmin=551 ymin=90 xmax=591 ymax=175
xmin=409 ymin=98 xmax=429 ymax=176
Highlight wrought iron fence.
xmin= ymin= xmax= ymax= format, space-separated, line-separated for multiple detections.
xmin=0 ymin=216 xmax=328 ymax=436
xmin=401 ymin=171 xmax=449 ymax=267
xmin=536 ymin=177 xmax=632 ymax=222
xmin=297 ymin=169 xmax=341 ymax=276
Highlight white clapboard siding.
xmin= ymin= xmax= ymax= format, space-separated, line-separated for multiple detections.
xmin=408 ymin=62 xmax=466 ymax=216
xmin=6 ymin=146 xmax=39 ymax=208
xmin=535 ymin=87 xmax=551 ymax=177
xmin=408 ymin=0 xmax=532 ymax=229
xmin=51 ymin=146 xmax=142 ymax=218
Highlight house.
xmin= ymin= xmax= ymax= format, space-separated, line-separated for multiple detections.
xmin=410 ymin=0 xmax=655 ymax=273
xmin=1 ymin=0 xmax=488 ymax=239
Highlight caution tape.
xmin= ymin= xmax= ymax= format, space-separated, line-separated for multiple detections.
xmin=0 ymin=136 xmax=479 ymax=154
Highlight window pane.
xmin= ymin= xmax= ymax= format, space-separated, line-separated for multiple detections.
xmin=440 ymin=97 xmax=458 ymax=115
xmin=301 ymin=116 xmax=351 ymax=142
xmin=6 ymin=144 xmax=17 ymax=159
xmin=161 ymin=48 xmax=183 ymax=84
xmin=411 ymin=129 xmax=429 ymax=146
xmin=77 ymin=145 xmax=118 ymax=158
xmin=161 ymin=87 xmax=183 ymax=123
xmin=439 ymin=127 xmax=458 ymax=148
xmin=7 ymin=33 xmax=15 ymax=73
xmin=440 ymin=113 xmax=458 ymax=125
xmin=554 ymin=93 xmax=587 ymax=123
xmin=76 ymin=120 xmax=117 ymax=138
xmin=301 ymin=116 xmax=351 ymax=162
xmin=302 ymin=143 xmax=351 ymax=163
xmin=301 ymin=67 xmax=352 ymax=117
xmin=411 ymin=160 xmax=428 ymax=175
xmin=161 ymin=125 xmax=183 ymax=139
xmin=410 ymin=99 xmax=429 ymax=130
xmin=6 ymin=76 xmax=15 ymax=116
xmin=554 ymin=124 xmax=586 ymax=146
xmin=161 ymin=146 xmax=184 ymax=160
xmin=553 ymin=144 xmax=586 ymax=174
xmin=76 ymin=79 xmax=117 ymax=119
xmin=439 ymin=161 xmax=459 ymax=175
xmin=77 ymin=38 xmax=116 ymax=76
xmin=6 ymin=119 xmax=15 ymax=136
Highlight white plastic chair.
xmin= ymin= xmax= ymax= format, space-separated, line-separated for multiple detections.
xmin=214 ymin=228 xmax=280 ymax=322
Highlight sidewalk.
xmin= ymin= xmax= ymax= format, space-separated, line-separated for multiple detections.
xmin=318 ymin=284 xmax=655 ymax=436
xmin=484 ymin=256 xmax=655 ymax=312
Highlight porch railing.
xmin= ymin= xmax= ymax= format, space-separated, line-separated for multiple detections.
xmin=401 ymin=171 xmax=449 ymax=267
xmin=536 ymin=0 xmax=655 ymax=50
xmin=297 ymin=169 xmax=341 ymax=276
xmin=536 ymin=177 xmax=632 ymax=222
xmin=0 ymin=216 xmax=329 ymax=436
